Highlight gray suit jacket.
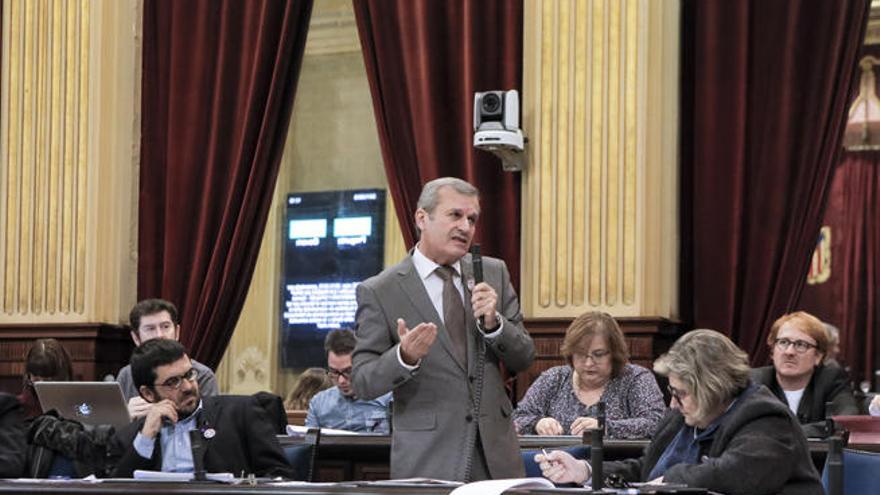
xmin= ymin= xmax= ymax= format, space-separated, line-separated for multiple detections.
xmin=352 ymin=252 xmax=534 ymax=481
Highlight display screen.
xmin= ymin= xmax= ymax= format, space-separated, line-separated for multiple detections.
xmin=280 ymin=189 xmax=386 ymax=368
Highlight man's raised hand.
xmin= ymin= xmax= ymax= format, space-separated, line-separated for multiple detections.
xmin=397 ymin=319 xmax=437 ymax=365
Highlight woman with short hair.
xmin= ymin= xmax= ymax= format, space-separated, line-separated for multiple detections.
xmin=537 ymin=329 xmax=823 ymax=495
xmin=513 ymin=312 xmax=665 ymax=439
xmin=751 ymin=311 xmax=858 ymax=437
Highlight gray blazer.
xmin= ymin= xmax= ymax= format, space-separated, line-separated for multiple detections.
xmin=352 ymin=253 xmax=534 ymax=480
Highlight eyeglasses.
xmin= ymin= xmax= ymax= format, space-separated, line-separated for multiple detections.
xmin=667 ymin=384 xmax=689 ymax=404
xmin=327 ymin=367 xmax=352 ymax=380
xmin=774 ymin=338 xmax=817 ymax=354
xmin=138 ymin=321 xmax=176 ymax=338
xmin=154 ymin=368 xmax=198 ymax=389
xmin=573 ymin=350 xmax=611 ymax=363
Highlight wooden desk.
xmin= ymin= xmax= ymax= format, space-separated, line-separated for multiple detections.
xmin=278 ymin=434 xmax=648 ymax=482
xmin=0 ymin=480 xmax=453 ymax=495
xmin=833 ymin=415 xmax=880 ymax=449
xmin=279 ymin=433 xmax=850 ymax=482
xmin=287 ymin=410 xmax=308 ymax=426
xmin=0 ymin=480 xmax=704 ymax=495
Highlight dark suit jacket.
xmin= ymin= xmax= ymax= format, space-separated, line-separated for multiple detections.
xmin=751 ymin=364 xmax=859 ymax=437
xmin=604 ymin=386 xmax=822 ymax=495
xmin=352 ymin=252 xmax=535 ymax=481
xmin=109 ymin=395 xmax=292 ymax=478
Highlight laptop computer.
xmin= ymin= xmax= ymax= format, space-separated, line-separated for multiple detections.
xmin=34 ymin=381 xmax=131 ymax=428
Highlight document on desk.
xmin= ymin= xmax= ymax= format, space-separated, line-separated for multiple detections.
xmin=449 ymin=477 xmax=554 ymax=494
xmin=285 ymin=424 xmax=360 ymax=436
xmin=132 ymin=470 xmax=236 ymax=483
xmin=6 ymin=477 xmax=103 ymax=484
xmin=361 ymin=477 xmax=463 ymax=487
xmin=269 ymin=481 xmax=357 ymax=487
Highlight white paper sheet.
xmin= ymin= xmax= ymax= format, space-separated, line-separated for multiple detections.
xmin=132 ymin=470 xmax=235 ymax=483
xmin=449 ymin=477 xmax=554 ymax=495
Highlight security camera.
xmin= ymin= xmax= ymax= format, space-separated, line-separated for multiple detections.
xmin=473 ymin=90 xmax=525 ymax=172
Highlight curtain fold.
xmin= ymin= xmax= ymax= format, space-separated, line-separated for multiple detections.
xmin=353 ymin=0 xmax=523 ymax=286
xmin=798 ymin=153 xmax=880 ymax=383
xmin=680 ymin=0 xmax=869 ymax=364
xmin=138 ymin=0 xmax=313 ymax=368
xmin=835 ymin=154 xmax=880 ymax=383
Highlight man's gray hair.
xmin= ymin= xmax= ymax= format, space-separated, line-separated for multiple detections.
xmin=416 ymin=177 xmax=479 ymax=214
xmin=654 ymin=329 xmax=751 ymax=424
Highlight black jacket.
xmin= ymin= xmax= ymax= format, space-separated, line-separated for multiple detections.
xmin=0 ymin=393 xmax=27 ymax=478
xmin=109 ymin=395 xmax=293 ymax=478
xmin=604 ymin=385 xmax=823 ymax=495
xmin=25 ymin=411 xmax=116 ymax=478
xmin=751 ymin=364 xmax=859 ymax=437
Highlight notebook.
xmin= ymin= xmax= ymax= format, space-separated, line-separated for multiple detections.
xmin=34 ymin=381 xmax=131 ymax=428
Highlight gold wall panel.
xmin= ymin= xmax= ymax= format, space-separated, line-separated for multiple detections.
xmin=1 ymin=0 xmax=90 ymax=317
xmin=522 ymin=0 xmax=679 ymax=318
xmin=1 ymin=0 xmax=141 ymax=324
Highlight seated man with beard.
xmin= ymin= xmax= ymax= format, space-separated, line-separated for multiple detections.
xmin=109 ymin=339 xmax=292 ymax=478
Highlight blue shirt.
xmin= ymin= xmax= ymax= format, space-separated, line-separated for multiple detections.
xmin=133 ymin=402 xmax=202 ymax=472
xmin=305 ymin=387 xmax=392 ymax=433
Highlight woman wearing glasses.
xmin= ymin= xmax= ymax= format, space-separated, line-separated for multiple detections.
xmin=537 ymin=329 xmax=823 ymax=494
xmin=513 ymin=312 xmax=665 ymax=438
xmin=751 ymin=311 xmax=858 ymax=437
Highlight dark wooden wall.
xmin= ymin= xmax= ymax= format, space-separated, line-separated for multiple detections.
xmin=0 ymin=324 xmax=133 ymax=395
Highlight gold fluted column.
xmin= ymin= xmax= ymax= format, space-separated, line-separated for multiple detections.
xmin=0 ymin=0 xmax=141 ymax=323
xmin=521 ymin=0 xmax=679 ymax=318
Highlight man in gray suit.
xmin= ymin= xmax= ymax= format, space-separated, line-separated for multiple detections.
xmin=352 ymin=177 xmax=535 ymax=481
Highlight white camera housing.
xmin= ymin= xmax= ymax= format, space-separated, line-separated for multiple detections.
xmin=473 ymin=89 xmax=525 ymax=171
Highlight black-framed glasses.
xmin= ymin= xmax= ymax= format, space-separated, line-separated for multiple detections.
xmin=327 ymin=367 xmax=352 ymax=380
xmin=154 ymin=368 xmax=198 ymax=389
xmin=774 ymin=338 xmax=817 ymax=354
xmin=573 ymin=350 xmax=611 ymax=363
xmin=667 ymin=384 xmax=689 ymax=404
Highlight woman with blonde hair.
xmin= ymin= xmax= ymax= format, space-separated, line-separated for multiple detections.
xmin=285 ymin=367 xmax=332 ymax=410
xmin=513 ymin=312 xmax=665 ymax=438
xmin=537 ymin=329 xmax=822 ymax=494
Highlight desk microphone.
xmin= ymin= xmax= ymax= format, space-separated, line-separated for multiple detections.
xmin=590 ymin=401 xmax=606 ymax=491
xmin=470 ymin=244 xmax=484 ymax=327
xmin=826 ymin=435 xmax=843 ymax=495
xmin=190 ymin=429 xmax=207 ymax=481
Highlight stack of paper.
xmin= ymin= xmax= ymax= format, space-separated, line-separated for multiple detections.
xmin=132 ymin=470 xmax=235 ymax=483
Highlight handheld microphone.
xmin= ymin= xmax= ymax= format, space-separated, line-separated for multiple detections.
xmin=470 ymin=244 xmax=483 ymax=284
xmin=470 ymin=244 xmax=484 ymax=327
xmin=190 ymin=429 xmax=207 ymax=481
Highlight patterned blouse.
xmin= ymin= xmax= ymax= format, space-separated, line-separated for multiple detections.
xmin=513 ymin=363 xmax=667 ymax=439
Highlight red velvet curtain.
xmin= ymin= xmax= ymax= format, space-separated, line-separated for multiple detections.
xmin=138 ymin=0 xmax=313 ymax=368
xmin=353 ymin=0 xmax=523 ymax=286
xmin=799 ymin=153 xmax=880 ymax=383
xmin=680 ymin=0 xmax=869 ymax=364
